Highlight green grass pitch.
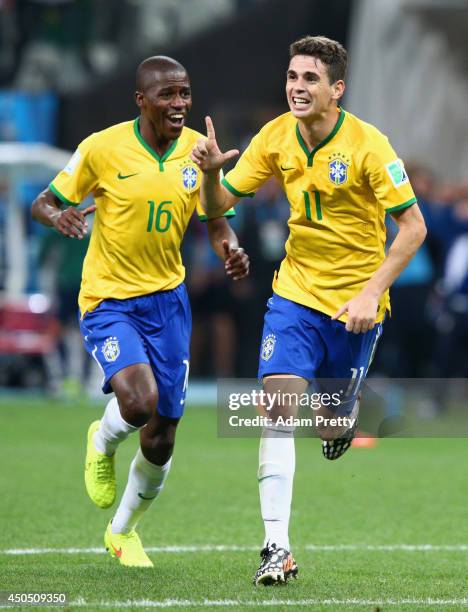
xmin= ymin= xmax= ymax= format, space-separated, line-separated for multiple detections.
xmin=0 ymin=399 xmax=467 ymax=610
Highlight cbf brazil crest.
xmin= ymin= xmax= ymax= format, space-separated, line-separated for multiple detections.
xmin=102 ymin=336 xmax=120 ymax=363
xmin=328 ymin=152 xmax=351 ymax=185
xmin=181 ymin=165 xmax=198 ymax=192
xmin=261 ymin=334 xmax=276 ymax=361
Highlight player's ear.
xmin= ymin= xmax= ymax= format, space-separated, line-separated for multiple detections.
xmin=135 ymin=91 xmax=144 ymax=108
xmin=331 ymin=80 xmax=345 ymax=101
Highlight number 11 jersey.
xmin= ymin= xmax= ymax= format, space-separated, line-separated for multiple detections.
xmin=222 ymin=108 xmax=416 ymax=323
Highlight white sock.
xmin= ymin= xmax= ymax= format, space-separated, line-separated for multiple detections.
xmin=258 ymin=426 xmax=295 ymax=551
xmin=93 ymin=396 xmax=139 ymax=456
xmin=111 ymin=449 xmax=172 ymax=534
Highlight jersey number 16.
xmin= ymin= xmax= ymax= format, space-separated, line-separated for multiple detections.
xmin=147 ymin=200 xmax=173 ymax=233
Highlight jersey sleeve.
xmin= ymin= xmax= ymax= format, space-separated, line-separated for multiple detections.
xmin=194 ymin=169 xmax=235 ymax=221
xmin=365 ymin=135 xmax=417 ymax=214
xmin=222 ymin=129 xmax=273 ymax=198
xmin=49 ymin=133 xmax=103 ymax=206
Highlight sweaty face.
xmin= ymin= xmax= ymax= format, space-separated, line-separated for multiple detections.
xmin=138 ymin=70 xmax=192 ymax=141
xmin=286 ymin=55 xmax=337 ymax=121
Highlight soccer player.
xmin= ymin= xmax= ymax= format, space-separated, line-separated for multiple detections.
xmin=31 ymin=56 xmax=249 ymax=568
xmin=191 ymin=36 xmax=427 ymax=585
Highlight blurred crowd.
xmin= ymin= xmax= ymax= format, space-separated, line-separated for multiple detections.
xmin=0 ymin=0 xmax=253 ymax=93
xmin=374 ymin=163 xmax=468 ymax=381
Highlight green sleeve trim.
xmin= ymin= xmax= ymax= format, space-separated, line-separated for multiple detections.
xmin=197 ymin=209 xmax=236 ymax=222
xmin=221 ymin=177 xmax=255 ymax=198
xmin=49 ymin=183 xmax=79 ymax=206
xmin=386 ymin=197 xmax=417 ymax=214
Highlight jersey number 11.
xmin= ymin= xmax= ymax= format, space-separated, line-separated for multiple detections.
xmin=303 ymin=190 xmax=322 ymax=222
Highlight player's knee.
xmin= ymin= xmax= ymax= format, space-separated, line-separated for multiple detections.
xmin=119 ymin=389 xmax=158 ymax=427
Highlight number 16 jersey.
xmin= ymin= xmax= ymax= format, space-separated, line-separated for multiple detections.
xmin=50 ymin=119 xmax=232 ymax=316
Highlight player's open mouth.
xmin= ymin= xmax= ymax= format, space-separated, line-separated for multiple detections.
xmin=167 ymin=113 xmax=185 ymax=127
xmin=292 ymin=96 xmax=310 ymax=109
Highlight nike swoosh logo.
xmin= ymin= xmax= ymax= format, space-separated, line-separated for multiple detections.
xmin=111 ymin=543 xmax=123 ymax=558
xmin=138 ymin=492 xmax=158 ymax=500
xmin=280 ymin=165 xmax=295 ymax=171
xmin=117 ymin=172 xmax=139 ymax=180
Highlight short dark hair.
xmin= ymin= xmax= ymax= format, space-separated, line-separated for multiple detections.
xmin=136 ymin=56 xmax=187 ymax=91
xmin=289 ymin=35 xmax=347 ymax=84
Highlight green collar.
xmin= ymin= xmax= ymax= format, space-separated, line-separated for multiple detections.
xmin=296 ymin=108 xmax=346 ymax=167
xmin=133 ymin=117 xmax=178 ymax=172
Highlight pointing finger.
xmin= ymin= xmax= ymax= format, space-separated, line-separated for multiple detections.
xmin=332 ymin=304 xmax=347 ymax=320
xmin=205 ymin=116 xmax=216 ymax=140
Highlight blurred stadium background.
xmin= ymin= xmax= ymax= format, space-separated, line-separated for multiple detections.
xmin=0 ymin=0 xmax=467 ymax=399
xmin=1 ymin=1 xmax=468 ymax=608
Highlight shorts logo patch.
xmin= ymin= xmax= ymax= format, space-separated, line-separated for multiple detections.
xmin=181 ymin=165 xmax=198 ymax=191
xmin=386 ymin=159 xmax=409 ymax=187
xmin=101 ymin=336 xmax=120 ymax=363
xmin=261 ymin=333 xmax=276 ymax=361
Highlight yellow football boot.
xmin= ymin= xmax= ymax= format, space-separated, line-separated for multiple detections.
xmin=84 ymin=420 xmax=116 ymax=509
xmin=104 ymin=521 xmax=153 ymax=567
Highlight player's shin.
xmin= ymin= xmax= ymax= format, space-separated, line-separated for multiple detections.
xmin=111 ymin=448 xmax=172 ymax=534
xmin=94 ymin=396 xmax=139 ymax=456
xmin=258 ymin=425 xmax=295 ymax=551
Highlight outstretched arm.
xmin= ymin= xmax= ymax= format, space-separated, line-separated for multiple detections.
xmin=333 ymin=203 xmax=427 ymax=333
xmin=191 ymin=116 xmax=240 ymax=218
xmin=32 ymin=187 xmax=95 ymax=239
xmin=206 ymin=217 xmax=249 ymax=281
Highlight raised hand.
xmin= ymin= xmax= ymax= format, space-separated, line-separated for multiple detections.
xmin=222 ymin=239 xmax=249 ymax=281
xmin=190 ymin=116 xmax=239 ymax=172
xmin=52 ymin=204 xmax=96 ymax=239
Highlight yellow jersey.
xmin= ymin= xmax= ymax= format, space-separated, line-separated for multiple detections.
xmin=50 ymin=118 xmax=233 ymax=315
xmin=223 ymin=108 xmax=417 ymax=322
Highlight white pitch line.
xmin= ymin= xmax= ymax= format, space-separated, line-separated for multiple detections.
xmin=61 ymin=598 xmax=468 ymax=608
xmin=1 ymin=545 xmax=258 ymax=555
xmin=305 ymin=544 xmax=468 ymax=552
xmin=2 ymin=543 xmax=468 ymax=555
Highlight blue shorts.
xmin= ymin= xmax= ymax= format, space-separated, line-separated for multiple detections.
xmin=79 ymin=284 xmax=191 ymax=419
xmin=258 ymin=293 xmax=383 ymax=415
